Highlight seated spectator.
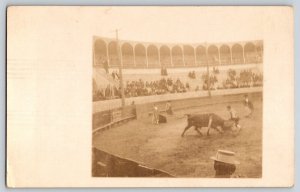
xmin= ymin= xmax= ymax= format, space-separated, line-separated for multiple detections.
xmin=188 ymin=71 xmax=196 ymax=79
xmin=186 ymin=82 xmax=190 ymax=91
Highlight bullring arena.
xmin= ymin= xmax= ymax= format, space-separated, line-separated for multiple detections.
xmin=92 ymin=37 xmax=263 ymax=178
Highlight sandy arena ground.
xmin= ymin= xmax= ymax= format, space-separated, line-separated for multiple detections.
xmin=93 ymin=98 xmax=262 ymax=178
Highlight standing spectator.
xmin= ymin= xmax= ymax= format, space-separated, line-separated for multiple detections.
xmin=152 ymin=104 xmax=159 ymax=125
xmin=226 ymin=105 xmax=241 ymax=130
xmin=115 ymin=71 xmax=119 ymax=80
xmin=165 ymin=101 xmax=173 ymax=115
xmin=131 ymin=101 xmax=137 ymax=118
xmin=161 ymin=67 xmax=164 ymax=76
xmin=103 ymin=59 xmax=109 ymax=74
xmin=210 ymin=150 xmax=240 ymax=178
xmin=243 ymin=95 xmax=254 ymax=118
xmin=105 ymin=84 xmax=112 ymax=99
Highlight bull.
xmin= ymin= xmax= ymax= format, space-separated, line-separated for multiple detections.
xmin=181 ymin=113 xmax=236 ymax=137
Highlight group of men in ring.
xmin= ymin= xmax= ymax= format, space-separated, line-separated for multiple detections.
xmin=150 ymin=94 xmax=254 ymax=178
xmin=152 ymin=94 xmax=253 ymax=128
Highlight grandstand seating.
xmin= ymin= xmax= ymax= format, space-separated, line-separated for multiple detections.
xmin=93 ymin=38 xmax=263 ymax=102
xmin=93 ymin=63 xmax=263 ymax=102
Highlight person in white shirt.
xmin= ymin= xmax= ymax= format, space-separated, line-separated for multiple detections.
xmin=227 ymin=105 xmax=241 ymax=130
xmin=152 ymin=104 xmax=159 ymax=125
xmin=243 ymin=94 xmax=254 ymax=118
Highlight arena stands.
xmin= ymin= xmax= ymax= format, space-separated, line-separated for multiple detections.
xmin=92 ymin=37 xmax=263 ymax=102
xmin=93 ymin=67 xmax=263 ymax=101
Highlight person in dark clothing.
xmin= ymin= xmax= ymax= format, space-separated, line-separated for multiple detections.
xmin=165 ymin=101 xmax=173 ymax=115
xmin=103 ymin=59 xmax=109 ymax=74
xmin=210 ymin=150 xmax=240 ymax=178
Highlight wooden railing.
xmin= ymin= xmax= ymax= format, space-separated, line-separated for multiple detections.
xmin=92 ymin=105 xmax=136 ymax=135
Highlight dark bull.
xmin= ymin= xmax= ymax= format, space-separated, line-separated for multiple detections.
xmin=181 ymin=113 xmax=234 ymax=137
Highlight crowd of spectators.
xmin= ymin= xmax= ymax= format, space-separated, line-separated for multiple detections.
xmin=93 ymin=84 xmax=120 ymax=101
xmin=124 ymin=78 xmax=188 ymax=97
xmin=93 ymin=78 xmax=189 ymax=101
xmin=93 ymin=68 xmax=263 ymax=101
xmin=201 ymin=73 xmax=218 ymax=90
xmin=222 ymin=69 xmax=263 ymax=89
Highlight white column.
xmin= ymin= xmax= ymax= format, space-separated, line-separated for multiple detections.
xmin=218 ymin=46 xmax=221 ymax=65
xmin=255 ymin=43 xmax=258 ymax=64
xmin=132 ymin=44 xmax=136 ymax=67
xmin=120 ymin=43 xmax=123 ymax=68
xmin=230 ymin=47 xmax=233 ymax=65
xmin=182 ymin=45 xmax=186 ymax=66
xmin=242 ymin=44 xmax=246 ymax=64
xmin=146 ymin=45 xmax=149 ymax=68
xmin=106 ymin=41 xmax=110 ymax=67
xmin=230 ymin=45 xmax=233 ymax=64
xmin=194 ymin=47 xmax=197 ymax=66
xmin=158 ymin=46 xmax=161 ymax=68
xmin=170 ymin=46 xmax=174 ymax=67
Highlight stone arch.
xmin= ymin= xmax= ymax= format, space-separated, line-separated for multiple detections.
xmin=195 ymin=45 xmax=206 ymax=66
xmin=108 ymin=41 xmax=118 ymax=67
xmin=207 ymin=45 xmax=219 ymax=65
xmin=220 ymin=44 xmax=231 ymax=65
xmin=183 ymin=45 xmax=195 ymax=66
xmin=121 ymin=43 xmax=134 ymax=68
xmin=256 ymin=43 xmax=263 ymax=63
xmin=244 ymin=42 xmax=256 ymax=63
xmin=94 ymin=39 xmax=107 ymax=66
xmin=172 ymin=45 xmax=184 ymax=67
xmin=134 ymin=44 xmax=146 ymax=68
xmin=147 ymin=44 xmax=159 ymax=67
xmin=160 ymin=45 xmax=171 ymax=67
xmin=232 ymin=43 xmax=244 ymax=64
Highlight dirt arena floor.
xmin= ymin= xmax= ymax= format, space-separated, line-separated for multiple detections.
xmin=93 ymin=98 xmax=262 ymax=178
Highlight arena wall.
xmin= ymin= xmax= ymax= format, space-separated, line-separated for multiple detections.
xmin=136 ymin=89 xmax=262 ymax=120
xmin=92 ymin=87 xmax=262 ymax=134
xmin=93 ymin=87 xmax=262 ymax=113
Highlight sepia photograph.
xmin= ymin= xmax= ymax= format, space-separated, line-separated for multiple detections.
xmin=7 ymin=6 xmax=293 ymax=187
xmin=92 ymin=10 xmax=263 ymax=178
